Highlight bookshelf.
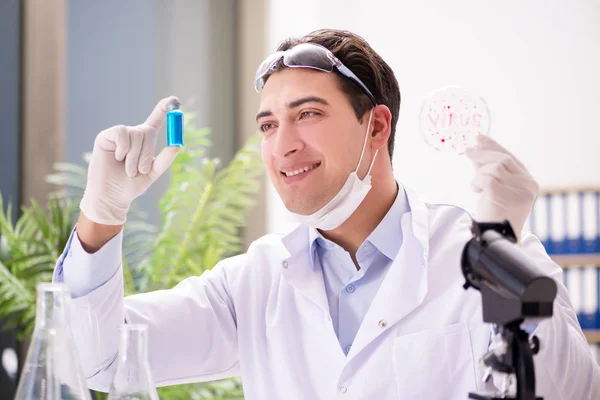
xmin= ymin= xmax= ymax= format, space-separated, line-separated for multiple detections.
xmin=532 ymin=187 xmax=600 ymax=350
xmin=553 ymin=254 xmax=600 ymax=268
xmin=551 ymin=254 xmax=600 ymax=344
xmin=548 ymin=251 xmax=600 ymax=345
xmin=585 ymin=330 xmax=600 ymax=344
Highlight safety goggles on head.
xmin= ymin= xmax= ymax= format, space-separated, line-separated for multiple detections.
xmin=254 ymin=43 xmax=377 ymax=106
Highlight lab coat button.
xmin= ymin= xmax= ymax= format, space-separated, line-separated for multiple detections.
xmin=282 ymin=261 xmax=288 ymax=269
xmin=345 ymin=284 xmax=355 ymax=293
xmin=378 ymin=319 xmax=387 ymax=328
xmin=339 ymin=385 xmax=347 ymax=393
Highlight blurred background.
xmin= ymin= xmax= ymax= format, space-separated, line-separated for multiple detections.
xmin=0 ymin=0 xmax=598 ymax=398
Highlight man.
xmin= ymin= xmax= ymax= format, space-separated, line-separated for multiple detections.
xmin=54 ymin=29 xmax=599 ymax=399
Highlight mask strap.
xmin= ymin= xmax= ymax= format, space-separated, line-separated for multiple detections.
xmin=355 ymin=109 xmax=375 ymax=174
xmin=366 ymin=149 xmax=379 ymax=176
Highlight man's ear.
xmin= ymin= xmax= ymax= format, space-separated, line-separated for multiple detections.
xmin=368 ymin=105 xmax=392 ymax=152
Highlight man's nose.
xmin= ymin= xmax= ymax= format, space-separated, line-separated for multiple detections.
xmin=273 ymin=123 xmax=305 ymax=158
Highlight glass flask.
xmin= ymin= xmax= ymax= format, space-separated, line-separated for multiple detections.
xmin=14 ymin=283 xmax=92 ymax=400
xmin=107 ymin=324 xmax=159 ymax=400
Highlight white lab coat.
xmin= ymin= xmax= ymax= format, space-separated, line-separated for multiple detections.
xmin=63 ymin=188 xmax=600 ymax=399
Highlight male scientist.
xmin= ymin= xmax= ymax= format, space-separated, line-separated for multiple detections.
xmin=54 ymin=29 xmax=600 ymax=399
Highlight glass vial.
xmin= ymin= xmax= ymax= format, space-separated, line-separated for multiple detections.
xmin=107 ymin=324 xmax=159 ymax=400
xmin=166 ymin=103 xmax=184 ymax=147
xmin=14 ymin=283 xmax=92 ymax=400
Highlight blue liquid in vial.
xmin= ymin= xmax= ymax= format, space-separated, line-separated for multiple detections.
xmin=166 ymin=104 xmax=184 ymax=147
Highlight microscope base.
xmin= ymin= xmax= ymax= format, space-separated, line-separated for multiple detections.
xmin=469 ymin=392 xmax=542 ymax=400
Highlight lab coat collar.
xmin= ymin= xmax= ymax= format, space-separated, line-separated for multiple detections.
xmin=367 ymin=183 xmax=411 ymax=260
xmin=403 ymin=185 xmax=430 ymax=263
xmin=348 ymin=208 xmax=428 ymax=358
xmin=280 ymin=223 xmax=330 ymax=312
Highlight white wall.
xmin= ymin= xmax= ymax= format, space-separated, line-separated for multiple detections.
xmin=263 ymin=0 xmax=600 ymax=233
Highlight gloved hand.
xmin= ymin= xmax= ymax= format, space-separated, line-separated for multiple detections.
xmin=79 ymin=96 xmax=182 ymax=225
xmin=465 ymin=135 xmax=539 ymax=242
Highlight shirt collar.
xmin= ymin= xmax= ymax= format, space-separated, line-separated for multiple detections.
xmin=308 ymin=182 xmax=410 ymax=269
xmin=366 ymin=183 xmax=409 ymax=260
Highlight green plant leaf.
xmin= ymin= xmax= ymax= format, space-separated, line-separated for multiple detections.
xmin=0 ymin=193 xmax=78 ymax=338
xmin=147 ymin=131 xmax=263 ymax=289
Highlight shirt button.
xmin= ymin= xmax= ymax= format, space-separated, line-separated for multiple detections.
xmin=339 ymin=385 xmax=347 ymax=393
xmin=345 ymin=284 xmax=355 ymax=293
xmin=345 ymin=344 xmax=351 ymax=354
xmin=378 ymin=319 xmax=387 ymax=329
xmin=282 ymin=261 xmax=288 ymax=269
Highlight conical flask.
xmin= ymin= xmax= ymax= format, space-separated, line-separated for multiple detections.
xmin=107 ymin=324 xmax=159 ymax=400
xmin=15 ymin=282 xmax=92 ymax=399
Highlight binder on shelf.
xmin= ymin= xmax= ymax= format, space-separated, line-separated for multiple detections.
xmin=580 ymin=266 xmax=599 ymax=330
xmin=531 ymin=194 xmax=550 ymax=251
xmin=598 ymin=266 xmax=600 ymax=331
xmin=566 ymin=192 xmax=582 ymax=254
xmin=549 ymin=193 xmax=567 ymax=254
xmin=582 ymin=192 xmax=599 ymax=254
xmin=566 ymin=268 xmax=582 ymax=325
xmin=532 ymin=188 xmax=600 ymax=256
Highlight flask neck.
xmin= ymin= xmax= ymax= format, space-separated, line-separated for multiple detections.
xmin=110 ymin=325 xmax=158 ymax=399
xmin=34 ymin=283 xmax=69 ymax=330
xmin=116 ymin=325 xmax=151 ymax=369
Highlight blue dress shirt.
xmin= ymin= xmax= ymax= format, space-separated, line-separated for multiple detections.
xmin=308 ymin=186 xmax=410 ymax=355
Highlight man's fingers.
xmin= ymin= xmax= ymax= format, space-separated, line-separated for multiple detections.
xmin=465 ymin=149 xmax=521 ymax=174
xmin=149 ymin=146 xmax=181 ymax=181
xmin=471 ymin=170 xmax=503 ymax=193
xmin=473 ymin=134 xmax=509 ymax=153
xmin=125 ymin=128 xmax=144 ymax=178
xmin=144 ymin=96 xmax=180 ymax=131
xmin=137 ymin=125 xmax=158 ymax=175
xmin=476 ymin=162 xmax=511 ymax=181
xmin=98 ymin=125 xmax=130 ymax=161
xmin=470 ymin=134 xmax=528 ymax=169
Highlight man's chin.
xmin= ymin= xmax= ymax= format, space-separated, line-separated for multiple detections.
xmin=283 ymin=198 xmax=324 ymax=216
xmin=284 ymin=204 xmax=311 ymax=216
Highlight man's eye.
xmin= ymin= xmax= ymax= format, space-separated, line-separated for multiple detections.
xmin=300 ymin=111 xmax=319 ymax=119
xmin=260 ymin=123 xmax=276 ymax=133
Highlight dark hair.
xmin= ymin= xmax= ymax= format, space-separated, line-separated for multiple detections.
xmin=263 ymin=29 xmax=401 ymax=160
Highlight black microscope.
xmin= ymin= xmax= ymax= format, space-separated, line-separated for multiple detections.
xmin=461 ymin=220 xmax=558 ymax=400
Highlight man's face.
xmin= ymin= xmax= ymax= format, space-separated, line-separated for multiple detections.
xmin=257 ymin=68 xmax=370 ymax=215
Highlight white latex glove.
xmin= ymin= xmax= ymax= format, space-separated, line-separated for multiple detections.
xmin=79 ymin=96 xmax=182 ymax=225
xmin=465 ymin=135 xmax=539 ymax=242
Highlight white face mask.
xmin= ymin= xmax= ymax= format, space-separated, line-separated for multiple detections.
xmin=289 ymin=110 xmax=378 ymax=230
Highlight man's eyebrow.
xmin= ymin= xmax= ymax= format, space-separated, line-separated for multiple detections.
xmin=256 ymin=110 xmax=273 ymax=122
xmin=256 ymin=96 xmax=330 ymax=122
xmin=287 ymin=96 xmax=329 ymax=109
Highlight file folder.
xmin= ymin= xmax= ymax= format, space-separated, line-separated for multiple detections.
xmin=583 ymin=192 xmax=599 ymax=254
